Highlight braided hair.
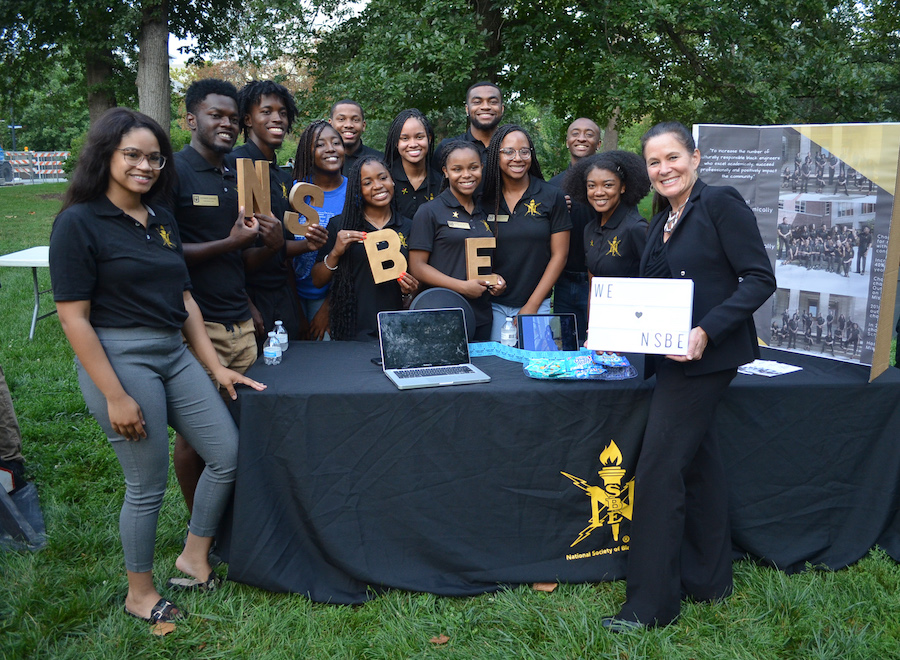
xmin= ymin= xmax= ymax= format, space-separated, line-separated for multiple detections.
xmin=329 ymin=156 xmax=398 ymax=340
xmin=482 ymin=125 xmax=544 ymax=233
xmin=384 ymin=109 xmax=437 ymax=202
xmin=291 ymin=120 xmax=339 ymax=184
xmin=437 ymin=140 xmax=482 ymax=192
xmin=563 ymin=151 xmax=650 ymax=211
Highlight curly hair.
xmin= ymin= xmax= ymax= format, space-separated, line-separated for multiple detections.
xmin=563 ymin=150 xmax=650 ymax=210
xmin=237 ymin=80 xmax=298 ymax=140
xmin=436 ymin=140 xmax=482 ymax=192
xmin=482 ymin=125 xmax=543 ymax=230
xmin=62 ymin=108 xmax=175 ymax=212
xmin=185 ymin=78 xmax=238 ymax=115
xmin=291 ymin=120 xmax=342 ymax=183
xmin=329 ymin=156 xmax=398 ymax=340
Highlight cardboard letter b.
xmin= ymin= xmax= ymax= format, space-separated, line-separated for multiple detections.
xmin=364 ymin=229 xmax=407 ymax=284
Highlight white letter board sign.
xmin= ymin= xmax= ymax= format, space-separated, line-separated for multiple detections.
xmin=586 ymin=277 xmax=694 ymax=355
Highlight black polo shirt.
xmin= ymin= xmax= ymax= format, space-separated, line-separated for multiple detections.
xmin=432 ymin=129 xmax=488 ymax=172
xmin=583 ymin=204 xmax=648 ymax=277
xmin=50 ymin=197 xmax=190 ymax=329
xmin=228 ymin=140 xmax=293 ymax=291
xmin=316 ymin=212 xmax=412 ymax=341
xmin=486 ymin=177 xmax=571 ymax=308
xmin=172 ymin=145 xmax=250 ymax=323
xmin=342 ymin=142 xmax=385 ymax=177
xmin=389 ymin=160 xmax=443 ymax=221
xmin=548 ymin=168 xmax=589 ymax=274
xmin=409 ymin=188 xmax=494 ymax=333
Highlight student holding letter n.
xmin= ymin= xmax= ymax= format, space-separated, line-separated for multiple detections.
xmin=601 ymin=122 xmax=775 ymax=632
xmin=409 ymin=140 xmax=506 ymax=340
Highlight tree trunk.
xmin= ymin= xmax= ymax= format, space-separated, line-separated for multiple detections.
xmin=84 ymin=48 xmax=117 ymax=123
xmin=137 ymin=0 xmax=171 ymax=134
xmin=603 ymin=109 xmax=620 ymax=151
xmin=470 ymin=0 xmax=503 ymax=80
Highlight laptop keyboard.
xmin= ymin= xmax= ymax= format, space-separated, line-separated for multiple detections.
xmin=395 ymin=365 xmax=474 ymax=379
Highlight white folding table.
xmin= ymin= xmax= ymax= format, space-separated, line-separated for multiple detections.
xmin=0 ymin=246 xmax=55 ymax=339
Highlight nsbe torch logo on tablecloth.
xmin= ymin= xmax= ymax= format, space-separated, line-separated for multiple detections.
xmin=586 ymin=278 xmax=694 ymax=355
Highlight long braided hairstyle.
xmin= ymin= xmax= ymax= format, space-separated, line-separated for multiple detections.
xmin=437 ymin=140 xmax=482 ymax=193
xmin=482 ymin=125 xmax=543 ymax=234
xmin=384 ymin=109 xmax=436 ymax=197
xmin=329 ymin=156 xmax=398 ymax=340
xmin=291 ymin=120 xmax=338 ymax=183
xmin=563 ymin=150 xmax=651 ymax=212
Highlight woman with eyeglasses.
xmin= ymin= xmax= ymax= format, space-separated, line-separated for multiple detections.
xmin=49 ymin=108 xmax=264 ymax=625
xmin=482 ymin=124 xmax=570 ymax=340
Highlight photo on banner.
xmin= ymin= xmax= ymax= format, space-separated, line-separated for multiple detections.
xmin=695 ymin=123 xmax=900 ymax=379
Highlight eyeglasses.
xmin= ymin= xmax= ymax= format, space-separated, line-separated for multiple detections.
xmin=116 ymin=148 xmax=166 ymax=170
xmin=499 ymin=147 xmax=532 ymax=159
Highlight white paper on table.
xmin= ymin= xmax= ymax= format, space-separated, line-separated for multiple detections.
xmin=737 ymin=360 xmax=803 ymax=377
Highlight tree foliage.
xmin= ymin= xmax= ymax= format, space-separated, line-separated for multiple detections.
xmin=304 ymin=0 xmax=895 ymax=144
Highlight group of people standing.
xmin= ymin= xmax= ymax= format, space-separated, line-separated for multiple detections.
xmin=48 ymin=77 xmax=776 ymax=631
xmin=773 ymin=309 xmax=861 ymax=356
xmin=777 ymin=221 xmax=872 ymax=277
xmin=782 ymin=151 xmax=874 ymax=196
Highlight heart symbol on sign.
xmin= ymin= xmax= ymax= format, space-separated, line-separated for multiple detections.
xmin=635 ymin=311 xmax=643 ymax=318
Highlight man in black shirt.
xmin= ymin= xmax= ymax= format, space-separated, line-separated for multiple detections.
xmin=330 ymin=99 xmax=384 ymax=176
xmin=432 ymin=82 xmax=505 ymax=170
xmin=231 ymin=80 xmax=327 ymax=343
xmin=548 ymin=118 xmax=601 ymax=344
xmin=172 ymin=79 xmax=261 ymax=513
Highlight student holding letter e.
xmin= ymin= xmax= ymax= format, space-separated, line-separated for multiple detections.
xmin=409 ymin=140 xmax=505 ymax=340
xmin=602 ymin=122 xmax=775 ymax=632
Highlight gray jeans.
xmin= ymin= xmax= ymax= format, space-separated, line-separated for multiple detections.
xmin=76 ymin=327 xmax=238 ymax=573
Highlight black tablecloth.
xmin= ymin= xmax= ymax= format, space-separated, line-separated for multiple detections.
xmin=220 ymin=343 xmax=900 ymax=603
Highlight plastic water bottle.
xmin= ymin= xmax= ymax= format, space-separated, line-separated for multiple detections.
xmin=274 ymin=320 xmax=289 ymax=352
xmin=500 ymin=317 xmax=517 ymax=347
xmin=263 ymin=331 xmax=282 ymax=365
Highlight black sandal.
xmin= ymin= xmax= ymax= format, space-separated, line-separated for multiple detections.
xmin=166 ymin=571 xmax=222 ymax=592
xmin=124 ymin=598 xmax=186 ymax=623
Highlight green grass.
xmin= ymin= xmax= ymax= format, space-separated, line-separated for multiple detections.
xmin=1 ymin=182 xmax=900 ymax=658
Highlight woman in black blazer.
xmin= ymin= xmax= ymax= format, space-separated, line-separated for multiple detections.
xmin=603 ymin=122 xmax=776 ymax=631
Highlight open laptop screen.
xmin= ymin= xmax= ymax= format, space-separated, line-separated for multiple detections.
xmin=379 ymin=308 xmax=469 ymax=370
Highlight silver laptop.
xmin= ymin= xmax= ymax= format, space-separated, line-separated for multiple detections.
xmin=377 ymin=308 xmax=491 ymax=390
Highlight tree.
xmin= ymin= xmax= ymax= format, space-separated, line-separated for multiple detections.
xmin=302 ymin=0 xmax=896 ymax=146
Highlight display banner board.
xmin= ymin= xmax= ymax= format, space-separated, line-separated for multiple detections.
xmin=586 ymin=278 xmax=693 ymax=355
xmin=695 ymin=124 xmax=900 ymax=380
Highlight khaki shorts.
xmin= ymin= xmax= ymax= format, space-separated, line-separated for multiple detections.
xmin=187 ymin=318 xmax=257 ymax=397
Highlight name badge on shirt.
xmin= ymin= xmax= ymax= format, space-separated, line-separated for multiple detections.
xmin=192 ymin=194 xmax=219 ymax=207
xmin=448 ymin=220 xmax=470 ymax=230
xmin=487 ymin=213 xmax=510 ymax=223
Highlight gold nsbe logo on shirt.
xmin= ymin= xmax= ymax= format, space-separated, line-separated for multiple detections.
xmin=524 ymin=199 xmax=541 ymax=216
xmin=562 ymin=441 xmax=633 ymax=552
xmin=158 ymin=226 xmax=176 ymax=249
xmin=397 ymin=231 xmax=408 ymax=249
xmin=606 ymin=236 xmax=622 ymax=257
